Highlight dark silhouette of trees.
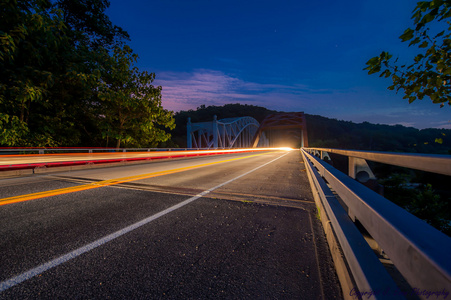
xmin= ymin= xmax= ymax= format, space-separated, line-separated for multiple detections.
xmin=0 ymin=0 xmax=174 ymax=147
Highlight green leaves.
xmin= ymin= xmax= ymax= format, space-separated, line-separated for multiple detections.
xmin=1 ymin=0 xmax=172 ymax=147
xmin=400 ymin=28 xmax=414 ymax=42
xmin=364 ymin=52 xmax=393 ymax=76
xmin=0 ymin=0 xmax=69 ymax=145
xmin=97 ymin=46 xmax=174 ymax=148
xmin=364 ymin=57 xmax=381 ymax=75
xmin=0 ymin=113 xmax=29 ymax=146
xmin=419 ymin=41 xmax=429 ymax=48
xmin=365 ymin=0 xmax=451 ymax=109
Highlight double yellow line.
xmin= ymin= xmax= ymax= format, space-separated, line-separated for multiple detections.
xmin=0 ymin=152 xmax=274 ymax=206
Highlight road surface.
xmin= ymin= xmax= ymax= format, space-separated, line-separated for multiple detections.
xmin=0 ymin=150 xmax=342 ymax=299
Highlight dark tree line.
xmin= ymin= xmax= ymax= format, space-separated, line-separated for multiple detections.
xmin=171 ymin=103 xmax=451 ymax=154
xmin=306 ymin=114 xmax=451 ymax=154
xmin=0 ymin=0 xmax=174 ymax=148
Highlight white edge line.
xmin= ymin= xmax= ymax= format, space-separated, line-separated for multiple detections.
xmin=0 ymin=151 xmax=291 ymax=292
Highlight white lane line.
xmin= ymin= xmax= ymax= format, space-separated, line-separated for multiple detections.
xmin=0 ymin=151 xmax=291 ymax=292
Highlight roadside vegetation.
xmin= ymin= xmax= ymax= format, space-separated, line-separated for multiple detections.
xmin=0 ymin=0 xmax=174 ymax=148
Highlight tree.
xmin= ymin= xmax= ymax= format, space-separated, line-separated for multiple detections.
xmin=365 ymin=0 xmax=451 ymax=107
xmin=55 ymin=0 xmax=129 ymax=50
xmin=1 ymin=0 xmax=172 ymax=148
xmin=0 ymin=0 xmax=71 ymax=146
xmin=97 ymin=46 xmax=175 ymax=148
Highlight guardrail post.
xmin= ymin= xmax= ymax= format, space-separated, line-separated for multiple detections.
xmin=348 ymin=157 xmax=376 ymax=183
xmin=320 ymin=151 xmax=331 ymax=161
xmin=314 ymin=150 xmax=320 ymax=158
xmin=39 ymin=150 xmax=44 ymax=154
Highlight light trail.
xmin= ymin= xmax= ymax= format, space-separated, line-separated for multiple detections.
xmin=0 ymin=148 xmax=294 ymax=170
xmin=0 ymin=151 xmax=284 ymax=206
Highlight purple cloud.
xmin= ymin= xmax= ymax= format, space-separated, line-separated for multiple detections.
xmin=154 ymin=69 xmax=334 ymax=112
xmin=153 ymin=69 xmax=451 ymax=129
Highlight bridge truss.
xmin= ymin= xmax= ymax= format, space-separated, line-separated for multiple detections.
xmin=187 ymin=116 xmax=268 ymax=149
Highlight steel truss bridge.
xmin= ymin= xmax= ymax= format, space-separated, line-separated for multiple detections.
xmin=187 ymin=112 xmax=308 ymax=149
xmin=187 ymin=116 xmax=268 ymax=149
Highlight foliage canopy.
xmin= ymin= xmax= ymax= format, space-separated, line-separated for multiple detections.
xmin=0 ymin=0 xmax=174 ymax=147
xmin=365 ymin=0 xmax=451 ymax=107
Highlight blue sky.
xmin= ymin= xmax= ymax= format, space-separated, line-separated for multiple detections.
xmin=106 ymin=0 xmax=450 ymax=129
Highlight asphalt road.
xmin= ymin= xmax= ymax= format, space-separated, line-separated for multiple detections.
xmin=0 ymin=150 xmax=342 ymax=299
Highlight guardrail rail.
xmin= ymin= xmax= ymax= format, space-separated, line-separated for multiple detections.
xmin=301 ymin=148 xmax=451 ymax=300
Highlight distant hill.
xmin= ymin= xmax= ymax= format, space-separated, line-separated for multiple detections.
xmin=170 ymin=103 xmax=451 ymax=154
xmin=306 ymin=114 xmax=451 ymax=154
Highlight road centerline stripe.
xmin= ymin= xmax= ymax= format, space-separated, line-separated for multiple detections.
xmin=0 ymin=151 xmax=278 ymax=206
xmin=0 ymin=151 xmax=291 ymax=292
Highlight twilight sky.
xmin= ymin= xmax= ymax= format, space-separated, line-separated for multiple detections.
xmin=106 ymin=0 xmax=450 ymax=129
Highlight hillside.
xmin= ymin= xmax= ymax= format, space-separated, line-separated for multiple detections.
xmin=306 ymin=114 xmax=451 ymax=154
xmin=170 ymin=103 xmax=451 ymax=154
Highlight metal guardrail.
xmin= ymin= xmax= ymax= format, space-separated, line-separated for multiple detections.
xmin=308 ymin=147 xmax=451 ymax=176
xmin=301 ymin=148 xmax=451 ymax=300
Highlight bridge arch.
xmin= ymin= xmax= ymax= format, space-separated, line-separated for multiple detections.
xmin=187 ymin=116 xmax=268 ymax=149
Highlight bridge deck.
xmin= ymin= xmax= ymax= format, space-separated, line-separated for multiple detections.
xmin=0 ymin=151 xmax=342 ymax=298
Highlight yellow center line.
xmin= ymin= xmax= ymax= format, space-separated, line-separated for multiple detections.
xmin=0 ymin=151 xmax=278 ymax=206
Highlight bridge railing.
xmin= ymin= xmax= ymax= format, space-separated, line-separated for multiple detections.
xmin=301 ymin=148 xmax=451 ymax=299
